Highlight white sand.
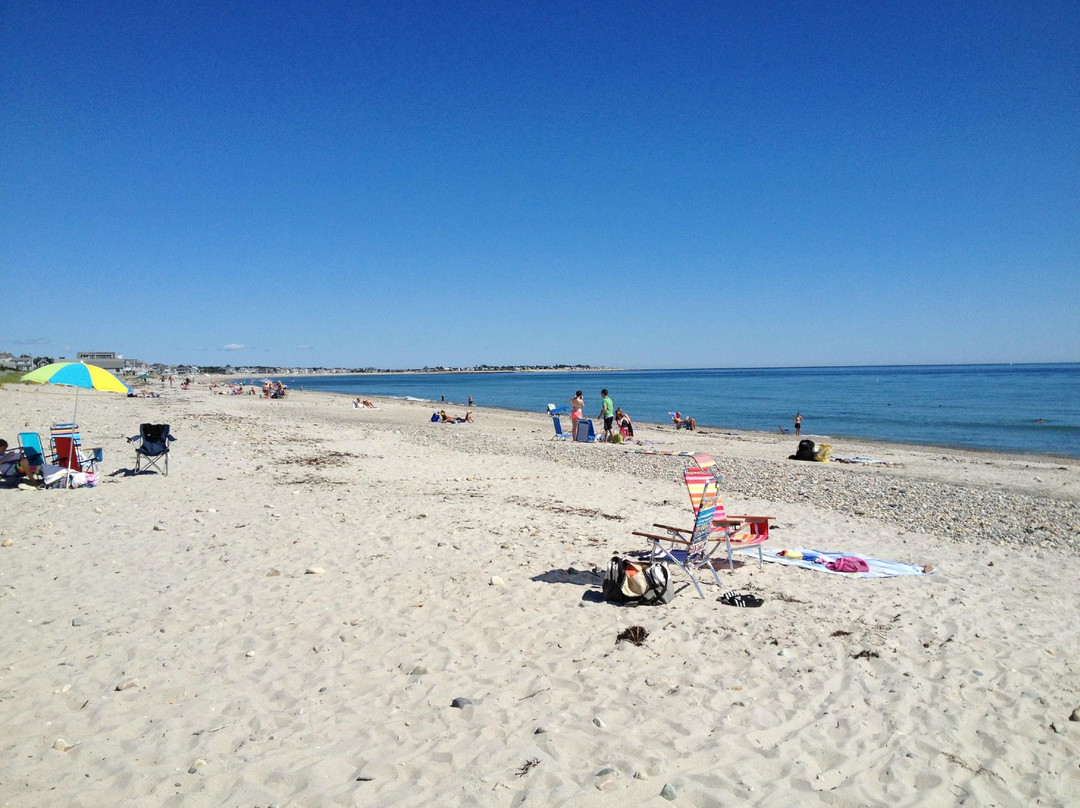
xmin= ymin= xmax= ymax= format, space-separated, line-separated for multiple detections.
xmin=1 ymin=382 xmax=1078 ymax=807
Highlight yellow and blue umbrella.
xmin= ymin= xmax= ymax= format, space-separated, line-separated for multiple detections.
xmin=22 ymin=362 xmax=131 ymax=393
xmin=21 ymin=362 xmax=132 ymax=444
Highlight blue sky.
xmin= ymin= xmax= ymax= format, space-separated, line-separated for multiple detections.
xmin=2 ymin=1 xmax=1077 ymax=369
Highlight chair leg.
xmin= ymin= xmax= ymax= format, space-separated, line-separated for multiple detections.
xmin=706 ymin=561 xmax=725 ymax=590
xmin=685 ymin=570 xmax=705 ymax=599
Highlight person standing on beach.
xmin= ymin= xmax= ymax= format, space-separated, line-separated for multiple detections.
xmin=570 ymin=390 xmax=584 ymax=426
xmin=794 ymin=412 xmax=803 ymax=436
xmin=598 ymin=389 xmax=615 ymax=442
xmin=468 ymin=395 xmax=473 ymax=406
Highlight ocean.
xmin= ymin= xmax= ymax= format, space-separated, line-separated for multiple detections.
xmin=267 ymin=364 xmax=1080 ymax=458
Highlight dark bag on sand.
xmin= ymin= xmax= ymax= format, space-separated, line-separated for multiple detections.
xmin=602 ymin=557 xmax=675 ymax=605
xmin=793 ymin=439 xmax=816 ymax=461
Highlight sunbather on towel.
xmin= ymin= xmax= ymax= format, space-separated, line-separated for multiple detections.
xmin=671 ymin=412 xmax=697 ymax=431
xmin=439 ymin=410 xmax=473 ymax=423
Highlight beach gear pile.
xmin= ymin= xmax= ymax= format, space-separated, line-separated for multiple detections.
xmin=790 ymin=439 xmax=832 ymax=462
xmin=602 ymin=557 xmax=675 ymax=605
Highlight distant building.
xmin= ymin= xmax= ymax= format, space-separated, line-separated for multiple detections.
xmin=0 ymin=353 xmax=48 ymax=372
xmin=62 ymin=351 xmax=126 ymax=372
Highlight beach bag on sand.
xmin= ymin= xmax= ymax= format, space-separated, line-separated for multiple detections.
xmin=793 ymin=439 xmax=816 ymax=461
xmin=603 ymin=557 xmax=675 ymax=605
xmin=813 ymin=442 xmax=833 ymax=462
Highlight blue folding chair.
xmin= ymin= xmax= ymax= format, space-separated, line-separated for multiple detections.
xmin=551 ymin=415 xmax=572 ymax=440
xmin=574 ymin=419 xmax=599 ymax=442
xmin=129 ymin=423 xmax=176 ymax=475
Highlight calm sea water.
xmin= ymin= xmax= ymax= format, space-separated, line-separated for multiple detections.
xmin=267 ymin=364 xmax=1080 ymax=458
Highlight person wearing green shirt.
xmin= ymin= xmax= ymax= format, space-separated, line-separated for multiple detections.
xmin=598 ymin=389 xmax=615 ymax=442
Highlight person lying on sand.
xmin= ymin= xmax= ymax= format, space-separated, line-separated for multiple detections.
xmin=439 ymin=410 xmax=473 ymax=423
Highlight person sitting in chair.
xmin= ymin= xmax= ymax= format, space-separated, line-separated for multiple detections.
xmin=615 ymin=407 xmax=634 ymax=439
xmin=0 ymin=439 xmax=37 ymax=483
xmin=671 ymin=412 xmax=697 ymax=431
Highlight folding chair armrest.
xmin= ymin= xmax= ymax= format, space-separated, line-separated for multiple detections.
xmin=631 ymin=530 xmax=691 ymax=546
xmin=725 ymin=514 xmax=773 ymax=521
xmin=650 ymin=523 xmax=692 ymax=536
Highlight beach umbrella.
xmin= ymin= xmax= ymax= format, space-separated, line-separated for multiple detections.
xmin=21 ymin=362 xmax=131 ymax=475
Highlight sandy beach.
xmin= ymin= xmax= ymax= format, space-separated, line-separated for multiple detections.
xmin=1 ymin=382 xmax=1078 ymax=807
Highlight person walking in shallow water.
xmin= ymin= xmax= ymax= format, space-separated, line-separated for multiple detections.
xmin=794 ymin=412 xmax=803 ymax=436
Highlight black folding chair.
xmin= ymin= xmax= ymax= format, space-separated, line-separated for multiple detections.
xmin=129 ymin=423 xmax=176 ymax=475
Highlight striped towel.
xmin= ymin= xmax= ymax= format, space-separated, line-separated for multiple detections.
xmin=634 ymin=450 xmax=700 ymax=457
xmin=742 ymin=547 xmax=933 ymax=577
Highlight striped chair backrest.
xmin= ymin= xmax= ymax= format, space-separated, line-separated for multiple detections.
xmin=687 ymin=480 xmax=718 ymax=561
xmin=51 ymin=423 xmax=81 ymax=439
xmin=684 ymin=466 xmax=730 ymax=521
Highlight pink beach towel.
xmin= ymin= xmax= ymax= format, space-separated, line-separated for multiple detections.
xmin=825 ymin=556 xmax=870 ymax=573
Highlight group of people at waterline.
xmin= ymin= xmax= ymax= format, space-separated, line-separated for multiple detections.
xmin=568 ymin=389 xmax=806 ymax=441
xmin=569 ymin=389 xmax=640 ymax=442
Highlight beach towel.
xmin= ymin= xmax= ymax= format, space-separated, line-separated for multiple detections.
xmin=740 ymin=547 xmax=933 ymax=578
xmin=831 ymin=456 xmax=893 ymax=465
xmin=634 ymin=450 xmax=700 ymax=457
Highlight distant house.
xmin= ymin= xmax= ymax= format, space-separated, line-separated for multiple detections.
xmin=61 ymin=351 xmax=126 ymax=372
xmin=5 ymin=354 xmax=38 ymax=372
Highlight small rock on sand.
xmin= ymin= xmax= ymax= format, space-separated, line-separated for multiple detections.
xmin=305 ymin=567 xmax=325 ymax=575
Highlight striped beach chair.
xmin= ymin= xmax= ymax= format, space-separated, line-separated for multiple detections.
xmin=50 ymin=423 xmax=98 ymax=473
xmin=683 ymin=461 xmax=771 ymax=569
xmin=632 ymin=476 xmax=724 ymax=598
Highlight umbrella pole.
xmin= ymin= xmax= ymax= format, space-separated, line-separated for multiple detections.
xmin=65 ymin=387 xmax=80 ymax=489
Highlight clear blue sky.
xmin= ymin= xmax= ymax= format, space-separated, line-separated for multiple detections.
xmin=3 ymin=1 xmax=1078 ymax=369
